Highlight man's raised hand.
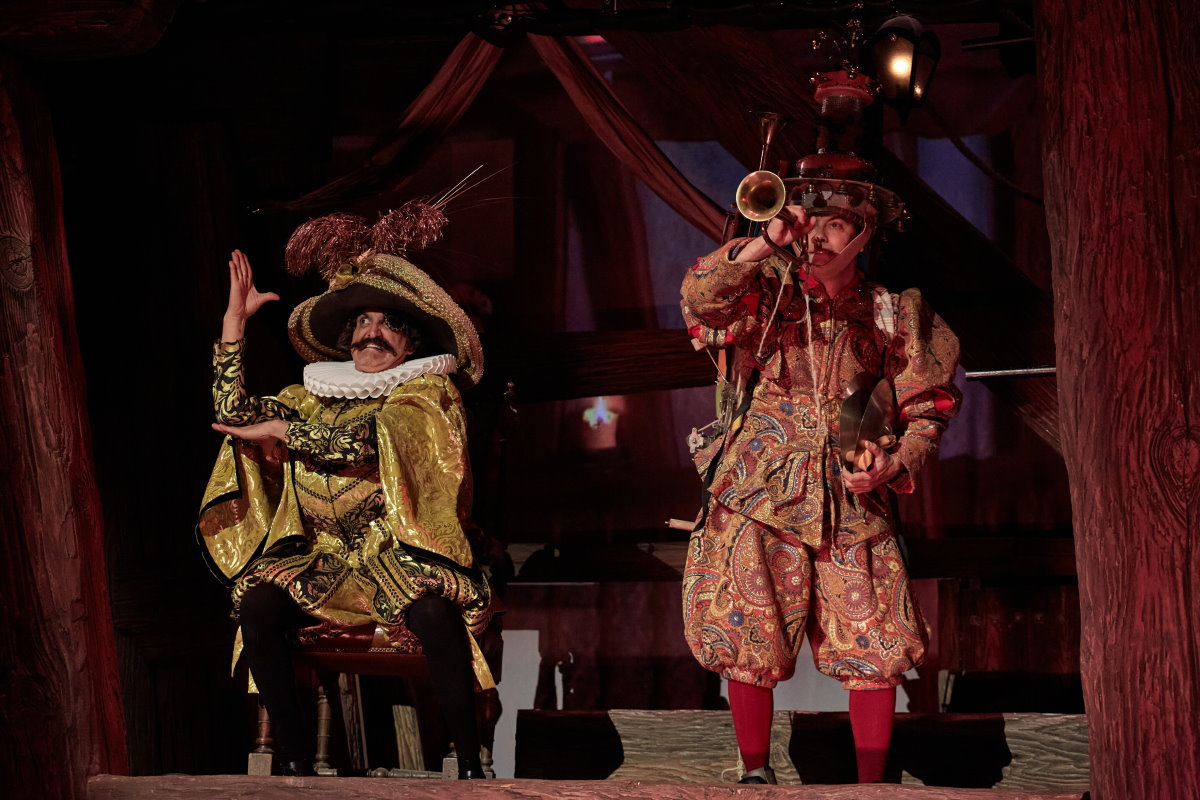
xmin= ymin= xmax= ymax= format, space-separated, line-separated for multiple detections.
xmin=222 ymin=250 xmax=280 ymax=341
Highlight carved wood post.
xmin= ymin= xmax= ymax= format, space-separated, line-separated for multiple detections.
xmin=1038 ymin=3 xmax=1200 ymax=798
xmin=0 ymin=56 xmax=128 ymax=797
xmin=315 ymin=685 xmax=333 ymax=773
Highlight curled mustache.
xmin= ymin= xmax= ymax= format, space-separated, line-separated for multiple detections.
xmin=350 ymin=336 xmax=396 ymax=355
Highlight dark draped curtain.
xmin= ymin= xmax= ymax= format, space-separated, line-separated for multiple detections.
xmin=281 ymin=32 xmax=727 ymax=242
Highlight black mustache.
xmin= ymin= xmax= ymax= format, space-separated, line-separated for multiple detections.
xmin=350 ymin=337 xmax=396 ymax=355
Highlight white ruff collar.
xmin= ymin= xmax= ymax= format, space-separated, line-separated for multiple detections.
xmin=303 ymin=354 xmax=456 ymax=399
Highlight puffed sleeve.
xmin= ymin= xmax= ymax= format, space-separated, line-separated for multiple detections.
xmin=680 ymin=238 xmax=774 ymax=347
xmin=884 ymin=288 xmax=962 ymax=493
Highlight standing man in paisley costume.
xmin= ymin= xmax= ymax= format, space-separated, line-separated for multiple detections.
xmin=681 ymin=164 xmax=961 ymax=783
xmin=197 ymin=206 xmax=492 ymax=778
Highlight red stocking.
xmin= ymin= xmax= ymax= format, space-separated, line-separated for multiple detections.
xmin=727 ymin=680 xmax=773 ymax=772
xmin=849 ymin=686 xmax=896 ymax=783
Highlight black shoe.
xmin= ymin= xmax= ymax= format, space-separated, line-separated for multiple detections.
xmin=280 ymin=759 xmax=315 ymax=777
xmin=737 ymin=766 xmax=776 ymax=784
xmin=458 ymin=760 xmax=487 ymax=779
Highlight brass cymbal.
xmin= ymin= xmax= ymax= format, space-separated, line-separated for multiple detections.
xmin=839 ymin=374 xmax=896 ymax=472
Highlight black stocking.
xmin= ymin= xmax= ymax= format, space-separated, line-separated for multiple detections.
xmin=239 ymin=583 xmax=314 ymax=762
xmin=406 ymin=595 xmax=482 ymax=774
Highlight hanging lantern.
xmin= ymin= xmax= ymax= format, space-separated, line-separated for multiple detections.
xmin=870 ymin=14 xmax=940 ymax=119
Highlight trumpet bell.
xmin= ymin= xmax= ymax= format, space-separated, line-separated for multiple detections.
xmin=735 ymin=170 xmax=788 ymax=222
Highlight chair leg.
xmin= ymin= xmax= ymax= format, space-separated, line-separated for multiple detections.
xmin=392 ymin=704 xmax=424 ymax=771
xmin=248 ymin=701 xmax=275 ymax=775
xmin=441 ymin=746 xmax=458 ymax=779
xmin=314 ymin=684 xmax=334 ymax=775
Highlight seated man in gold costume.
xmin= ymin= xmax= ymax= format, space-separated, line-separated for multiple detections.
xmin=197 ymin=206 xmax=492 ymax=777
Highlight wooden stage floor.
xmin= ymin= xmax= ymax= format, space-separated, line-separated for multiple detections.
xmin=90 ymin=775 xmax=1088 ymax=800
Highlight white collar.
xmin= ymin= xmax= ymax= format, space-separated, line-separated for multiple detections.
xmin=303 ymin=354 xmax=456 ymax=399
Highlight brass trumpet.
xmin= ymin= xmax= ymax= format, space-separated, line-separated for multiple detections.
xmin=734 ymin=169 xmax=804 ymax=264
xmin=735 ymin=170 xmax=788 ymax=222
xmin=733 ymin=112 xmax=804 ymax=264
xmin=736 ymin=112 xmax=798 ymax=225
xmin=735 ymin=170 xmax=800 ymax=226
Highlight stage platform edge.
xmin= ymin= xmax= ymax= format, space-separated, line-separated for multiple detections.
xmin=89 ymin=774 xmax=1088 ymax=800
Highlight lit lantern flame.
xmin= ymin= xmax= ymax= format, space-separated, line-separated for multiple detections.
xmin=583 ymin=396 xmax=615 ymax=428
xmin=888 ymin=53 xmax=913 ymax=80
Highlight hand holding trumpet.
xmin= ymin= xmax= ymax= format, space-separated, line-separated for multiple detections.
xmin=732 ymin=205 xmax=815 ymax=263
xmin=732 ymin=170 xmax=813 ymax=264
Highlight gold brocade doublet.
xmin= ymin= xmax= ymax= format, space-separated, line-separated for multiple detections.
xmin=291 ymin=396 xmax=388 ymax=556
xmin=197 ymin=341 xmax=492 ymax=674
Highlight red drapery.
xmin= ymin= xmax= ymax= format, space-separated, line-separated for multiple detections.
xmin=528 ymin=34 xmax=726 ymax=242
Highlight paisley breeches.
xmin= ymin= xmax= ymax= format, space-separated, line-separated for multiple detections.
xmin=683 ymin=501 xmax=926 ymax=690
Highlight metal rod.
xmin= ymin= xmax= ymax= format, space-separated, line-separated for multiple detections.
xmin=964 ymin=367 xmax=1056 ymax=379
xmin=961 ymin=36 xmax=1034 ymax=52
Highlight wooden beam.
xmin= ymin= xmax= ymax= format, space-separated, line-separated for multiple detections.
xmin=0 ymin=1 xmax=179 ymax=60
xmin=486 ymin=329 xmax=714 ymax=403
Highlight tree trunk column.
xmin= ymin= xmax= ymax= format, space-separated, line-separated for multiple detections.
xmin=0 ymin=55 xmax=127 ymax=798
xmin=1038 ymin=3 xmax=1199 ymax=799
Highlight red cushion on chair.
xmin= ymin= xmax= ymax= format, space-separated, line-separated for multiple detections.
xmin=297 ymin=622 xmax=428 ymax=677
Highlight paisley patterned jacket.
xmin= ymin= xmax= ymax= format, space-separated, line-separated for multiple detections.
xmin=682 ymin=238 xmax=962 ymax=548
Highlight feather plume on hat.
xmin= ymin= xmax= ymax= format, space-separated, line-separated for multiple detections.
xmin=284 ymin=202 xmax=449 ymax=280
xmin=283 ymin=172 xmax=489 ymax=384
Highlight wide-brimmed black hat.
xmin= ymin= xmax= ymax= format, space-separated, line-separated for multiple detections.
xmin=283 ymin=203 xmax=483 ymax=385
xmin=287 ymin=252 xmax=483 ymax=385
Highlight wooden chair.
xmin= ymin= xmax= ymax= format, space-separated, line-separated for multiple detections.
xmin=248 ymin=620 xmax=501 ymax=778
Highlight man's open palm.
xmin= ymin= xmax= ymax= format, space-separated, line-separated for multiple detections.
xmin=226 ymin=249 xmax=279 ymax=321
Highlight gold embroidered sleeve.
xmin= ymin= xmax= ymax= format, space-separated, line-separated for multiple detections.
xmin=284 ymin=415 xmax=378 ymax=464
xmin=213 ymin=340 xmax=293 ymax=424
xmin=886 ymin=289 xmax=963 ymax=493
